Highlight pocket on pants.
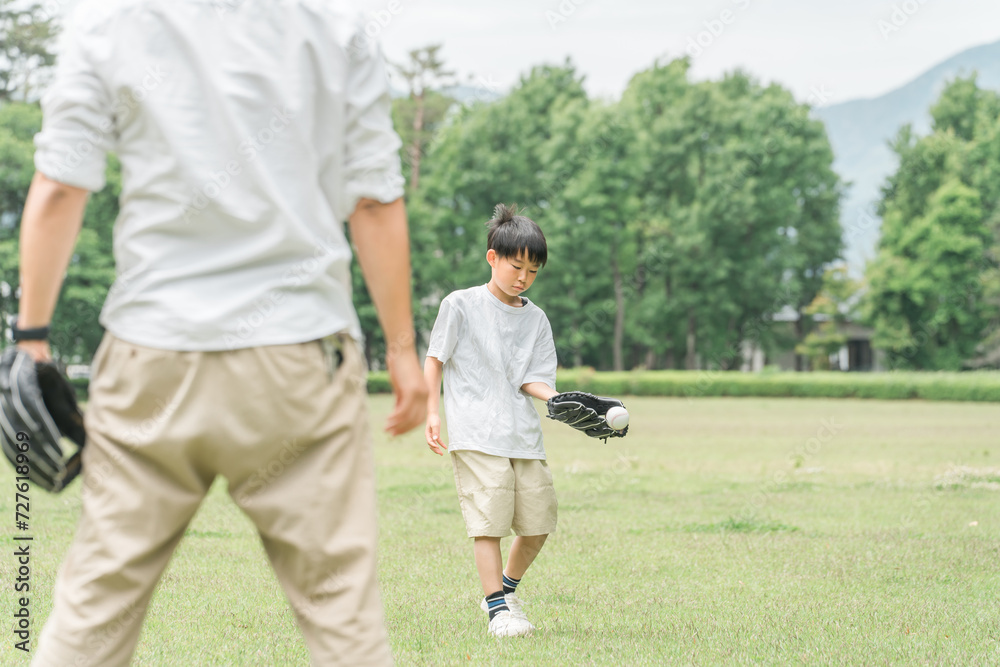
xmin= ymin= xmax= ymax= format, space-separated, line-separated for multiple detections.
xmin=318 ymin=334 xmax=345 ymax=382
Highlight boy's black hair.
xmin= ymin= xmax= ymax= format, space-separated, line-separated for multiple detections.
xmin=485 ymin=203 xmax=547 ymax=267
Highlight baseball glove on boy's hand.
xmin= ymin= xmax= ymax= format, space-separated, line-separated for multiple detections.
xmin=0 ymin=347 xmax=86 ymax=493
xmin=546 ymin=391 xmax=628 ymax=440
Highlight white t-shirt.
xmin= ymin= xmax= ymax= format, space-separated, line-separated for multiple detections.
xmin=426 ymin=284 xmax=558 ymax=460
xmin=34 ymin=0 xmax=404 ymax=351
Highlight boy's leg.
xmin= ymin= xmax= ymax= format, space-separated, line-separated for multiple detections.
xmin=505 ymin=534 xmax=548 ymax=580
xmin=451 ymin=452 xmax=533 ymax=634
xmin=505 ymin=458 xmax=557 ymax=614
xmin=472 ymin=535 xmax=534 ymax=636
xmin=451 ymin=450 xmax=517 ymax=599
xmin=473 ymin=536 xmax=504 ymax=596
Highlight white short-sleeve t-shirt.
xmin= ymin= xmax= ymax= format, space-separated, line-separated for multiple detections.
xmin=426 ymin=284 xmax=558 ymax=460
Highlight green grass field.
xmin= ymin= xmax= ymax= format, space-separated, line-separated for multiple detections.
xmin=2 ymin=396 xmax=999 ymax=665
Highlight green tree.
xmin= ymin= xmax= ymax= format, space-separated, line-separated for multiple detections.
xmin=930 ymin=74 xmax=990 ymax=142
xmin=621 ymin=61 xmax=842 ymax=370
xmin=866 ymin=76 xmax=1000 ymax=369
xmin=0 ymin=6 xmax=114 ymax=361
xmin=540 ymin=100 xmax=640 ymax=370
xmin=351 ymin=47 xmax=457 ymax=366
xmin=0 ymin=0 xmax=58 ymax=101
xmin=795 ymin=265 xmax=860 ymax=370
xmin=865 ymin=181 xmax=990 ymax=369
xmin=410 ymin=63 xmax=588 ymax=362
xmin=391 ymin=45 xmax=455 ymax=191
xmin=405 ymin=58 xmax=843 ymax=371
xmin=0 ymin=102 xmax=41 ymax=344
xmin=0 ymin=102 xmax=120 ymax=361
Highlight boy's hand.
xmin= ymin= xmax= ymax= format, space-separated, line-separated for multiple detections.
xmin=425 ymin=412 xmax=447 ymax=455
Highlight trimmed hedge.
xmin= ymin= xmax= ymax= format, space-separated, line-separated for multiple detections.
xmin=71 ymin=370 xmax=1000 ymax=402
xmin=70 ymin=377 xmax=90 ymax=402
xmin=368 ymin=372 xmax=392 ymax=395
xmin=368 ymin=369 xmax=1000 ymax=402
xmin=555 ymin=369 xmax=1000 ymax=402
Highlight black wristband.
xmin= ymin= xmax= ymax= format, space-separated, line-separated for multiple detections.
xmin=11 ymin=319 xmax=50 ymax=342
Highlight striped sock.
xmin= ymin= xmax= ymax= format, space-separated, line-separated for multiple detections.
xmin=502 ymin=573 xmax=520 ymax=595
xmin=485 ymin=590 xmax=508 ymax=620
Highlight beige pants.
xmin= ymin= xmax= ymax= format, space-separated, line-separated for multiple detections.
xmin=32 ymin=332 xmax=392 ymax=667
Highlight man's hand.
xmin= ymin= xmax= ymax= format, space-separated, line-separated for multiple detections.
xmin=425 ymin=411 xmax=447 ymax=455
xmin=1 ymin=347 xmax=85 ymax=493
xmin=348 ymin=197 xmax=427 ymax=437
xmin=16 ymin=340 xmax=53 ymax=363
xmin=384 ymin=348 xmax=427 ymax=437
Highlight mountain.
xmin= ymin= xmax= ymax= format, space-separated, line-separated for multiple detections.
xmin=814 ymin=39 xmax=1000 ymax=274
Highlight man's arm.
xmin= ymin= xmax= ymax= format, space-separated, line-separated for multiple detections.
xmin=348 ymin=197 xmax=427 ymax=436
xmin=522 ymin=382 xmax=558 ymax=402
xmin=16 ymin=172 xmax=90 ymax=362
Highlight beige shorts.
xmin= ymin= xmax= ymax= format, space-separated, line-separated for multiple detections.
xmin=451 ymin=450 xmax=558 ymax=538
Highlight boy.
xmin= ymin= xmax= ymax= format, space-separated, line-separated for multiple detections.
xmin=424 ymin=203 xmax=560 ymax=638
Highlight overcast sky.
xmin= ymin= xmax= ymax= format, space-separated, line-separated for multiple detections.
xmin=360 ymin=0 xmax=1000 ymax=107
xmin=53 ymin=0 xmax=1000 ymax=107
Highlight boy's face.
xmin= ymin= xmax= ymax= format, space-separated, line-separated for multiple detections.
xmin=487 ymin=249 xmax=540 ymax=300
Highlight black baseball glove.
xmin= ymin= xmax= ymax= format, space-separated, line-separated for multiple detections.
xmin=546 ymin=391 xmax=628 ymax=440
xmin=0 ymin=347 xmax=86 ymax=493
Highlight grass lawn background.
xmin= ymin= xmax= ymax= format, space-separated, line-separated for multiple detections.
xmin=2 ymin=396 xmax=999 ymax=665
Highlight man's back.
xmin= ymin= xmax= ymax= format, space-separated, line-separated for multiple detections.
xmin=17 ymin=3 xmax=424 ymax=665
xmin=35 ymin=0 xmax=403 ymax=350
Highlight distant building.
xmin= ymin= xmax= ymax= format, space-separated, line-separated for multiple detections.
xmin=66 ymin=365 xmax=91 ymax=380
xmin=833 ymin=321 xmax=885 ymax=372
xmin=742 ymin=309 xmax=885 ymax=372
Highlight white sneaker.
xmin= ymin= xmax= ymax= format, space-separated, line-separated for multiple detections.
xmin=488 ymin=610 xmax=535 ymax=638
xmin=504 ymin=592 xmax=527 ymax=619
xmin=480 ymin=593 xmax=528 ymax=620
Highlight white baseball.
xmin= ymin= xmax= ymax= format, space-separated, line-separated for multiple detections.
xmin=605 ymin=406 xmax=629 ymax=431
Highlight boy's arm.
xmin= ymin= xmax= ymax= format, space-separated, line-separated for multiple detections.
xmin=16 ymin=172 xmax=90 ymax=362
xmin=522 ymin=316 xmax=558 ymax=402
xmin=521 ymin=382 xmax=558 ymax=402
xmin=349 ymin=197 xmax=427 ymax=436
xmin=423 ymin=355 xmax=447 ymax=455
